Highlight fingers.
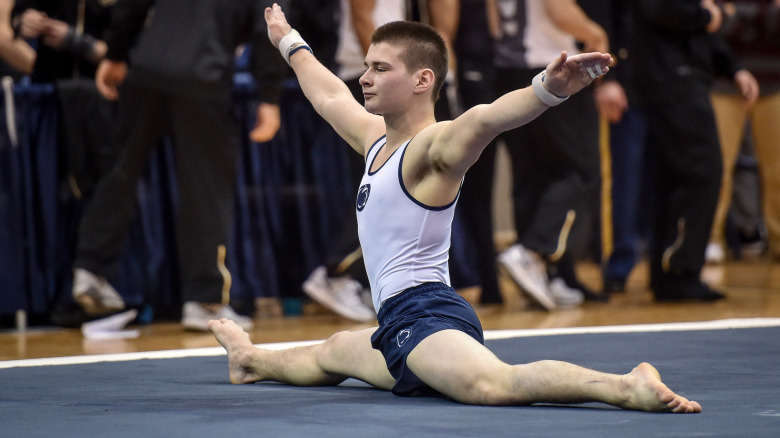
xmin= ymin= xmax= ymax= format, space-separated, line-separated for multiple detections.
xmin=250 ymin=124 xmax=278 ymax=143
xmin=95 ymin=61 xmax=125 ymax=101
xmin=265 ymin=3 xmax=287 ymax=24
xmin=547 ymin=51 xmax=568 ymax=73
xmin=95 ymin=80 xmax=118 ymax=101
xmin=251 ymin=103 xmax=281 ymax=143
xmin=571 ymin=53 xmax=612 ymax=81
xmin=585 ymin=64 xmax=604 ymax=79
xmin=741 ymin=79 xmax=759 ymax=106
xmin=95 ymin=68 xmax=118 ymax=101
xmin=265 ymin=3 xmax=292 ymax=48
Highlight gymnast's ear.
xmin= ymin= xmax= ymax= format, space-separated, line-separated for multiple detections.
xmin=413 ymin=68 xmax=435 ymax=95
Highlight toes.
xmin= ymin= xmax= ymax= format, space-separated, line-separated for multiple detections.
xmin=666 ymin=397 xmax=682 ymax=412
xmin=670 ymin=398 xmax=702 ymax=413
xmin=660 ymin=392 xmax=676 ymax=405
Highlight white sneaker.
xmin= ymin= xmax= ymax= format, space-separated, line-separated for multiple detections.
xmin=72 ymin=268 xmax=126 ymax=316
xmin=497 ymin=244 xmax=557 ymax=310
xmin=548 ymin=277 xmax=585 ymax=308
xmin=705 ymin=243 xmax=725 ymax=264
xmin=181 ymin=302 xmax=254 ymax=332
xmin=302 ymin=266 xmax=376 ymax=322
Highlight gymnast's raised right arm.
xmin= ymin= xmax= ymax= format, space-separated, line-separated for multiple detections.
xmin=264 ymin=3 xmax=381 ymax=155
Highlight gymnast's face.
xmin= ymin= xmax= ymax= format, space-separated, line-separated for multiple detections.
xmin=360 ymin=42 xmax=414 ymax=115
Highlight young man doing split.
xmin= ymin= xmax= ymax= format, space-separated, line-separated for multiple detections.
xmin=208 ymin=3 xmax=702 ymax=413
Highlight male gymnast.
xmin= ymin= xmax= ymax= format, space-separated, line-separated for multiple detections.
xmin=208 ymin=3 xmax=701 ymax=413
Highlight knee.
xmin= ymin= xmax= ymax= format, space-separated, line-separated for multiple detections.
xmin=316 ymin=331 xmax=351 ymax=366
xmin=325 ymin=330 xmax=351 ymax=345
xmin=320 ymin=330 xmax=348 ymax=352
xmin=458 ymin=374 xmax=518 ymax=406
xmin=459 ymin=378 xmax=514 ymax=406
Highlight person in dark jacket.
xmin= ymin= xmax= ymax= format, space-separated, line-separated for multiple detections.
xmin=630 ymin=0 xmax=748 ymax=301
xmin=71 ymin=0 xmax=286 ymax=331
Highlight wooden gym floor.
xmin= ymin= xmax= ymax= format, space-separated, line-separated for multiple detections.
xmin=1 ymin=259 xmax=779 ymax=362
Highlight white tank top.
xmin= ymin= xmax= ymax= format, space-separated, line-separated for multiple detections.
xmin=335 ymin=0 xmax=406 ymax=81
xmin=356 ymin=136 xmax=458 ymax=311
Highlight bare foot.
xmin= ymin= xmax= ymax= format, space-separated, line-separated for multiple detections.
xmin=208 ymin=318 xmax=264 ymax=384
xmin=623 ymin=362 xmax=702 ymax=413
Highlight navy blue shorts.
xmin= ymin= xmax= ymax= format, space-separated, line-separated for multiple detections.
xmin=370 ymin=282 xmax=484 ymax=396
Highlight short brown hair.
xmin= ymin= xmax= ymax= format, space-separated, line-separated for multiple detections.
xmin=371 ymin=21 xmax=448 ymax=101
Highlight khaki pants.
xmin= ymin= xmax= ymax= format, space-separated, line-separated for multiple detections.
xmin=710 ymin=91 xmax=780 ymax=257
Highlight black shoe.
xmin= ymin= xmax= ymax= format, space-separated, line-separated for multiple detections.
xmin=581 ymin=288 xmax=611 ymax=302
xmin=654 ymin=281 xmax=726 ymax=302
xmin=602 ymin=278 xmax=626 ymax=294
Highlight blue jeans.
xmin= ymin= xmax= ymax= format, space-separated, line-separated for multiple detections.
xmin=604 ymin=107 xmax=650 ymax=283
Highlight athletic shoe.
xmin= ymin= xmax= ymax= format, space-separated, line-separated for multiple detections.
xmin=302 ymin=266 xmax=376 ymax=322
xmin=182 ymin=302 xmax=254 ymax=332
xmin=548 ymin=277 xmax=585 ymax=308
xmin=72 ymin=268 xmax=126 ymax=316
xmin=705 ymin=243 xmax=725 ymax=264
xmin=497 ymin=244 xmax=557 ymax=310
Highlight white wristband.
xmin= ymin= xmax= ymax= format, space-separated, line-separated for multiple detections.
xmin=532 ymin=71 xmax=569 ymax=106
xmin=278 ymin=29 xmax=312 ymax=65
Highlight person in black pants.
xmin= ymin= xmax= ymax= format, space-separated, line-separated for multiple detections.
xmin=493 ymin=0 xmax=609 ymax=310
xmin=630 ymin=0 xmax=738 ymax=301
xmin=71 ymin=0 xmax=286 ymax=330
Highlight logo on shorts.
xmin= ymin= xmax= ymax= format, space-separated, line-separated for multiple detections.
xmin=396 ymin=328 xmax=412 ymax=348
xmin=356 ymin=184 xmax=370 ymax=211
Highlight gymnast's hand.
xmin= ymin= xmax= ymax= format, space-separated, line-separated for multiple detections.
xmin=264 ymin=3 xmax=293 ymax=48
xmin=541 ymin=51 xmax=613 ymax=98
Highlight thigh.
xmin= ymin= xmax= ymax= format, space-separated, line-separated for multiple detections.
xmin=111 ymin=82 xmax=168 ymax=179
xmin=751 ymin=92 xmax=780 ymax=175
xmin=406 ymin=329 xmax=511 ymax=404
xmin=649 ymin=90 xmax=721 ymax=179
xmin=318 ymin=327 xmax=396 ymax=391
xmin=711 ymin=92 xmax=748 ymax=171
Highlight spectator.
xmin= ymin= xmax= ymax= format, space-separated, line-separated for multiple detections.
xmin=630 ymin=0 xmax=750 ymax=301
xmin=494 ymin=0 xmax=608 ymax=310
xmin=71 ymin=0 xmax=286 ymax=331
xmin=707 ymin=0 xmax=776 ymax=263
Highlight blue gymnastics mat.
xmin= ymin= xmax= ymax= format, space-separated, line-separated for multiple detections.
xmin=1 ymin=322 xmax=779 ymax=437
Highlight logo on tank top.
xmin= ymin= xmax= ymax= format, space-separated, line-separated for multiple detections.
xmin=356 ymin=184 xmax=371 ymax=211
xmin=396 ymin=328 xmax=412 ymax=348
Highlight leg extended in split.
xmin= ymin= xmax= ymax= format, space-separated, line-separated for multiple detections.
xmin=208 ymin=318 xmax=395 ymax=390
xmin=405 ymin=329 xmax=702 ymax=413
